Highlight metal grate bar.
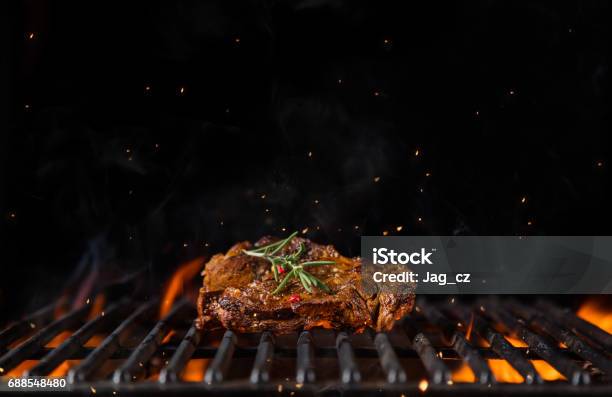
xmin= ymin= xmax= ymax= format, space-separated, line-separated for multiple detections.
xmin=249 ymin=331 xmax=275 ymax=384
xmin=536 ymin=301 xmax=612 ymax=352
xmin=25 ymin=302 xmax=127 ymax=376
xmin=447 ymin=304 xmax=542 ymax=384
xmin=0 ymin=304 xmax=89 ymax=375
xmin=0 ymin=302 xmax=56 ymax=352
xmin=485 ymin=303 xmax=591 ymax=385
xmin=336 ymin=332 xmax=361 ymax=384
xmin=510 ymin=301 xmax=612 ymax=374
xmin=112 ymin=299 xmax=189 ymax=383
xmin=419 ymin=300 xmax=494 ymax=384
xmin=404 ymin=315 xmax=452 ymax=385
xmin=204 ymin=330 xmax=237 ymax=384
xmin=67 ymin=300 xmax=157 ymax=383
xmin=159 ymin=323 xmax=201 ymax=383
xmin=295 ymin=331 xmax=316 ymax=384
xmin=374 ymin=332 xmax=407 ymax=383
xmin=453 ymin=332 xmax=496 ymax=384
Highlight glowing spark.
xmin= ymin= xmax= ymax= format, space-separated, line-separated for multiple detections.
xmin=24 ymin=104 xmax=30 ymax=109
xmin=527 ymin=220 xmax=533 ymax=226
xmin=9 ymin=212 xmax=16 ymax=219
xmin=418 ymin=217 xmax=422 ymax=222
xmin=28 ymin=32 xmax=35 ymax=40
xmin=179 ymin=86 xmax=185 ymax=95
xmin=383 ymin=230 xmax=389 ymax=236
xmin=314 ymin=199 xmax=319 ymax=204
xmin=301 ymin=228 xmax=309 ymax=234
xmin=308 ymin=151 xmax=312 ymax=157
xmin=425 ymin=172 xmax=431 ymax=177
xmin=521 ymin=196 xmax=526 ymax=203
xmin=261 ymin=194 xmax=266 ymax=199
xmin=90 ymin=386 xmax=96 ymax=394
xmin=418 ymin=379 xmax=429 ymax=392
xmin=86 ymin=298 xmax=90 ymax=304
xmin=415 ymin=149 xmax=420 ymax=156
xmin=337 ymin=79 xmax=342 ymax=84
xmin=373 ymin=176 xmax=381 ymax=182
xmin=145 ymin=85 xmax=151 ymax=92
xmin=597 ymin=161 xmax=603 ymax=167
xmin=396 ymin=225 xmax=403 ymax=232
xmin=235 ymin=37 xmax=241 ymax=43
xmin=374 ymin=91 xmax=380 ymax=97
xmin=183 ymin=243 xmax=188 ymax=247
xmin=354 ymin=225 xmax=359 ymax=230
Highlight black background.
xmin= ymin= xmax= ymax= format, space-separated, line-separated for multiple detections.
xmin=1 ymin=0 xmax=611 ymax=320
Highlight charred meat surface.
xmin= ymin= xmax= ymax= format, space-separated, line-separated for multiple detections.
xmin=196 ymin=236 xmax=415 ymax=334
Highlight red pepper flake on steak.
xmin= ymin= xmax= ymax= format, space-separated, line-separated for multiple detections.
xmin=195 ymin=235 xmax=415 ymax=334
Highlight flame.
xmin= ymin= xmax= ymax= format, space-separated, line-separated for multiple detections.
xmin=182 ymin=359 xmax=209 ymax=382
xmin=465 ymin=312 xmax=474 ymax=341
xmin=1 ymin=360 xmax=80 ymax=378
xmin=577 ymin=298 xmax=612 ymax=333
xmin=161 ymin=330 xmax=176 ymax=344
xmin=504 ymin=335 xmax=528 ymax=347
xmin=160 ymin=257 xmax=204 ymax=318
xmin=488 ymin=359 xmax=523 ymax=383
xmin=87 ymin=294 xmax=106 ymax=320
xmin=532 ymin=360 xmax=565 ymax=381
xmin=49 ymin=360 xmax=80 ymax=377
xmin=84 ymin=334 xmax=106 ymax=347
xmin=451 ymin=362 xmax=475 ymax=383
xmin=45 ymin=331 xmax=72 ymax=348
xmin=4 ymin=360 xmax=37 ymax=377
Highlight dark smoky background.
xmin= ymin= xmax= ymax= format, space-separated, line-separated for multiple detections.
xmin=1 ymin=0 xmax=611 ymax=320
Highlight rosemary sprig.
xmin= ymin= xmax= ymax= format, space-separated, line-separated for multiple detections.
xmin=242 ymin=232 xmax=335 ymax=295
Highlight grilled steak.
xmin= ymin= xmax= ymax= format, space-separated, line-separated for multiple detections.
xmin=196 ymin=236 xmax=415 ymax=334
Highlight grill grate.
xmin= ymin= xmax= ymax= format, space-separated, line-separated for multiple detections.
xmin=1 ymin=295 xmax=611 ymax=396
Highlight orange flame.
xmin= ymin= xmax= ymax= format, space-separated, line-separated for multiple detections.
xmin=49 ymin=360 xmax=80 ymax=377
xmin=504 ymin=335 xmax=528 ymax=347
xmin=161 ymin=330 xmax=177 ymax=344
xmin=465 ymin=312 xmax=474 ymax=341
xmin=4 ymin=361 xmax=37 ymax=377
xmin=160 ymin=257 xmax=204 ymax=318
xmin=532 ymin=360 xmax=565 ymax=381
xmin=488 ymin=359 xmax=523 ymax=383
xmin=87 ymin=294 xmax=106 ymax=321
xmin=182 ymin=359 xmax=209 ymax=382
xmin=45 ymin=331 xmax=72 ymax=348
xmin=84 ymin=334 xmax=106 ymax=347
xmin=577 ymin=298 xmax=612 ymax=333
xmin=451 ymin=362 xmax=475 ymax=383
xmin=452 ymin=359 xmax=564 ymax=383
